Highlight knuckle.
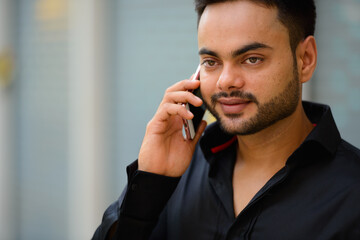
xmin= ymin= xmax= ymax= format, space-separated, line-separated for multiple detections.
xmin=162 ymin=102 xmax=171 ymax=109
xmin=146 ymin=119 xmax=154 ymax=129
xmin=163 ymin=91 xmax=175 ymax=102
xmin=165 ymin=86 xmax=172 ymax=93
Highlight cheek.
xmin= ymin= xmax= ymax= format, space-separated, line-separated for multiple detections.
xmin=199 ymin=72 xmax=219 ymax=100
xmin=243 ymin=70 xmax=280 ymax=105
xmin=255 ymin=65 xmax=294 ymax=103
xmin=200 ymin=81 xmax=213 ymax=105
xmin=243 ymin=72 xmax=271 ymax=101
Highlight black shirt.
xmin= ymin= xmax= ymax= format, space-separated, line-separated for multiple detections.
xmin=93 ymin=102 xmax=360 ymax=240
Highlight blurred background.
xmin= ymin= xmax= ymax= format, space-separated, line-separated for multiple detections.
xmin=0 ymin=0 xmax=359 ymax=239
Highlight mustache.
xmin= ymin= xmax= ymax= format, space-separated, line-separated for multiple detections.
xmin=211 ymin=91 xmax=259 ymax=105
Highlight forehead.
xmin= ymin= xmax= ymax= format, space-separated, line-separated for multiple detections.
xmin=198 ymin=1 xmax=289 ymax=53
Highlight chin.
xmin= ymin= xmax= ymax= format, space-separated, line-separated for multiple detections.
xmin=217 ymin=115 xmax=248 ymax=135
xmin=217 ymin=114 xmax=272 ymax=136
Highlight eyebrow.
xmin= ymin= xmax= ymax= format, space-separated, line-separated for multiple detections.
xmin=198 ymin=42 xmax=272 ymax=59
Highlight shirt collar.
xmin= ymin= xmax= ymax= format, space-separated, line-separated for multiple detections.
xmin=199 ymin=121 xmax=236 ymax=162
xmin=200 ymin=101 xmax=341 ymax=163
xmin=301 ymin=101 xmax=341 ymax=155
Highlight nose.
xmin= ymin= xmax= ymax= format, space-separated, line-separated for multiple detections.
xmin=217 ymin=65 xmax=245 ymax=91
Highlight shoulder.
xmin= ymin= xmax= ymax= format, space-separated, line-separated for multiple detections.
xmin=330 ymin=139 xmax=360 ymax=187
xmin=336 ymin=139 xmax=360 ymax=167
xmin=338 ymin=139 xmax=360 ymax=158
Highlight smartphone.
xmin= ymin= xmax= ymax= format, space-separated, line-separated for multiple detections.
xmin=183 ymin=65 xmax=206 ymax=140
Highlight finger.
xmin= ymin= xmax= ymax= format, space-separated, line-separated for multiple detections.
xmin=166 ymin=79 xmax=200 ymax=93
xmin=156 ymin=103 xmax=194 ymax=122
xmin=163 ymin=91 xmax=203 ymax=106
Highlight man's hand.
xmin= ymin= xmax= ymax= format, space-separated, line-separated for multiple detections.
xmin=138 ymin=78 xmax=207 ymax=177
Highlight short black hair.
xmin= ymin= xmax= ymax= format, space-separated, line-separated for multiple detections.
xmin=194 ymin=0 xmax=316 ymax=52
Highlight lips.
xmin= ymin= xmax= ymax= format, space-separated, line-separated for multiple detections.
xmin=217 ymin=98 xmax=251 ymax=114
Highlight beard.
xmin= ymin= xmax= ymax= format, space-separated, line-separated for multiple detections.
xmin=203 ymin=63 xmax=300 ymax=136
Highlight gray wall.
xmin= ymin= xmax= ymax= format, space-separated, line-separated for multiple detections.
xmin=112 ymin=0 xmax=199 ymax=190
xmin=313 ymin=0 xmax=360 ymax=147
xmin=12 ymin=0 xmax=199 ymax=239
xmin=15 ymin=0 xmax=69 ymax=239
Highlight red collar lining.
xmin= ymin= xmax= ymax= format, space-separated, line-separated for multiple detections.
xmin=211 ymin=136 xmax=237 ymax=154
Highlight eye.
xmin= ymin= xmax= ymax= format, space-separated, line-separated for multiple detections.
xmin=202 ymin=59 xmax=217 ymax=67
xmin=244 ymin=57 xmax=263 ymax=65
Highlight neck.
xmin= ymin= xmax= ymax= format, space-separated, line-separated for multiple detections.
xmin=235 ymin=103 xmax=314 ymax=170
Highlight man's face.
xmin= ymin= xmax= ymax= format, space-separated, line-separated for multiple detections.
xmin=197 ymin=0 xmax=301 ymax=135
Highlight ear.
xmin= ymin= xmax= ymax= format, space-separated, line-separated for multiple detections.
xmin=296 ymin=36 xmax=317 ymax=84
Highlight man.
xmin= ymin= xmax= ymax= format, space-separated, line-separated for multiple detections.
xmin=93 ymin=0 xmax=360 ymax=239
